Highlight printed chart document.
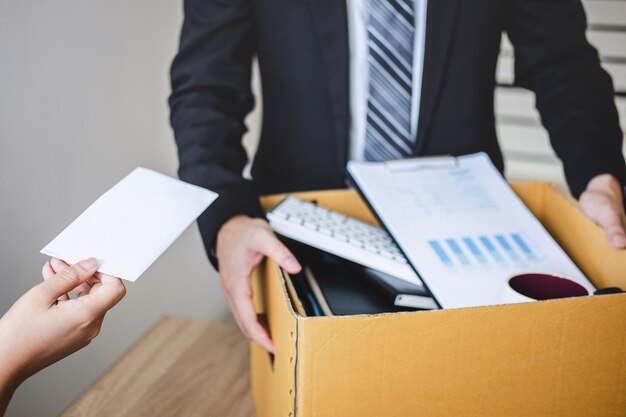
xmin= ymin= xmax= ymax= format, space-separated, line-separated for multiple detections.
xmin=348 ymin=153 xmax=593 ymax=309
xmin=42 ymin=168 xmax=217 ymax=282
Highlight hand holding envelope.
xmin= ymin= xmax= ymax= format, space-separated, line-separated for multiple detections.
xmin=41 ymin=168 xmax=218 ymax=282
xmin=0 ymin=168 xmax=216 ymax=417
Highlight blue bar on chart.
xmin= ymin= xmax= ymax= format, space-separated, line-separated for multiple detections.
xmin=428 ymin=240 xmax=453 ymax=268
xmin=445 ymin=239 xmax=471 ymax=266
xmin=495 ymin=234 xmax=520 ymax=261
xmin=511 ymin=233 xmax=535 ymax=260
xmin=462 ymin=237 xmax=488 ymax=265
xmin=479 ymin=236 xmax=504 ymax=263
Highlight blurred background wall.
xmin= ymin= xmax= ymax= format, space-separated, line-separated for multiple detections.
xmin=0 ymin=1 xmax=623 ymax=416
xmin=0 ymin=1 xmax=260 ymax=416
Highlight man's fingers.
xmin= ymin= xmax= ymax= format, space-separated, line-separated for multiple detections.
xmin=251 ymin=228 xmax=301 ymax=273
xmin=583 ymin=195 xmax=626 ymax=249
xmin=594 ymin=197 xmax=626 ymax=248
xmin=220 ymin=267 xmax=255 ymax=341
xmin=39 ymin=258 xmax=98 ymax=304
xmin=580 ymin=176 xmax=626 ymax=249
xmin=221 ymin=275 xmax=253 ymax=338
xmin=223 ymin=292 xmax=247 ymax=340
xmin=604 ymin=221 xmax=626 ymax=249
xmin=216 ymin=218 xmax=289 ymax=352
xmin=229 ymin=278 xmax=275 ymax=352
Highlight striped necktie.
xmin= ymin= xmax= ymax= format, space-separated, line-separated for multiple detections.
xmin=364 ymin=0 xmax=416 ymax=161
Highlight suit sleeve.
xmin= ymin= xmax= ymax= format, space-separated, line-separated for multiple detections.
xmin=505 ymin=0 xmax=626 ymax=197
xmin=169 ymin=0 xmax=264 ymax=268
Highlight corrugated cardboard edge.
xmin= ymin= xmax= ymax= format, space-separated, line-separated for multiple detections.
xmin=251 ymin=260 xmax=299 ymax=417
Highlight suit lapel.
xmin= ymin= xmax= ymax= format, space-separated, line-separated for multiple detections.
xmin=415 ymin=0 xmax=460 ymax=153
xmin=310 ymin=0 xmax=350 ymax=168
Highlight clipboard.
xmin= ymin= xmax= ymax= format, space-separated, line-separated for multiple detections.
xmin=347 ymin=153 xmax=594 ymax=309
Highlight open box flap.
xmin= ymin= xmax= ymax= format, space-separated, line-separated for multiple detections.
xmin=513 ymin=183 xmax=626 ymax=290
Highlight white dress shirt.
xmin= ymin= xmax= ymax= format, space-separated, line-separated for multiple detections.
xmin=347 ymin=0 xmax=428 ymax=161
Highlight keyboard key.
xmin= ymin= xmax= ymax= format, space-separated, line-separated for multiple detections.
xmin=266 ymin=196 xmax=425 ymax=288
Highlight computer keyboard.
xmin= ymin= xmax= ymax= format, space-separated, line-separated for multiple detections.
xmin=267 ymin=196 xmax=425 ymax=288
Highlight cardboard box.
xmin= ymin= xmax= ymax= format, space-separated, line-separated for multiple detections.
xmin=250 ymin=183 xmax=626 ymax=417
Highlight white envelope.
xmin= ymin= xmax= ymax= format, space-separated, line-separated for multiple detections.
xmin=41 ymin=167 xmax=218 ymax=282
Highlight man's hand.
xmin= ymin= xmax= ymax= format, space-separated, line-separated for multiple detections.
xmin=0 ymin=257 xmax=126 ymax=406
xmin=579 ymin=174 xmax=626 ymax=249
xmin=216 ymin=215 xmax=302 ymax=352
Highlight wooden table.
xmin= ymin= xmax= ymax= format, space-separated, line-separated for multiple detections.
xmin=60 ymin=317 xmax=255 ymax=417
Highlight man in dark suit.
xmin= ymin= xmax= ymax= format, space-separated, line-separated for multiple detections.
xmin=169 ymin=0 xmax=626 ymax=352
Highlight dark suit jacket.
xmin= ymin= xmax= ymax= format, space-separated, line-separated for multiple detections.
xmin=169 ymin=0 xmax=626 ymax=264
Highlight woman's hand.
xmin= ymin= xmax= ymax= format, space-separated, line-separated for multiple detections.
xmin=0 ymin=258 xmax=125 ymax=414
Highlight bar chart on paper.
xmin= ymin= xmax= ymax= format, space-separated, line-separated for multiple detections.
xmin=428 ymin=233 xmax=539 ymax=269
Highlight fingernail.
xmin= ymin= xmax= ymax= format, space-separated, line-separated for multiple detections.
xmin=284 ymin=258 xmax=301 ymax=272
xmin=78 ymin=257 xmax=98 ymax=270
